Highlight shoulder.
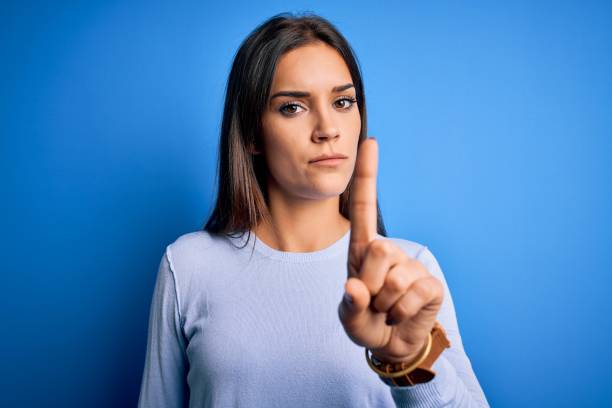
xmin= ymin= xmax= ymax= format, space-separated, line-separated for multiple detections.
xmin=167 ymin=230 xmax=217 ymax=258
xmin=383 ymin=235 xmax=427 ymax=259
xmin=383 ymin=235 xmax=445 ymax=280
xmin=163 ymin=228 xmax=254 ymax=274
xmin=162 ymin=230 xmax=230 ymax=277
xmin=160 ymin=230 xmax=243 ymax=302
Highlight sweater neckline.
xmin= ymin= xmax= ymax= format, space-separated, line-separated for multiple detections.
xmin=238 ymin=228 xmax=351 ymax=262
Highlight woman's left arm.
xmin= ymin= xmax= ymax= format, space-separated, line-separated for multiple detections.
xmin=387 ymin=245 xmax=490 ymax=408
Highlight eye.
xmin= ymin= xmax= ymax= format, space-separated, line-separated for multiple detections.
xmin=334 ymin=96 xmax=357 ymax=110
xmin=278 ymin=96 xmax=358 ymax=117
xmin=279 ymin=102 xmax=305 ymax=116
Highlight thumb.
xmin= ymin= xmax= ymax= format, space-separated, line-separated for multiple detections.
xmin=339 ymin=277 xmax=371 ymax=328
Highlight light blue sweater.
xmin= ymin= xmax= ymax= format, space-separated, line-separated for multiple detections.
xmin=137 ymin=228 xmax=489 ymax=407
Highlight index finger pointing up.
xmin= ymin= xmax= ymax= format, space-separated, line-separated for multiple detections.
xmin=349 ymin=137 xmax=378 ymax=248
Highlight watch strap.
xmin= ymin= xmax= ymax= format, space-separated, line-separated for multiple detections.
xmin=372 ymin=321 xmax=451 ymax=387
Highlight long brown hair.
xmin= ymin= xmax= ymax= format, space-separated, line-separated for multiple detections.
xmin=203 ymin=12 xmax=387 ymax=245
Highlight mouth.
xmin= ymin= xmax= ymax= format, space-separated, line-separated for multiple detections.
xmin=309 ymin=157 xmax=347 ymax=167
xmin=309 ymin=154 xmax=349 ymax=163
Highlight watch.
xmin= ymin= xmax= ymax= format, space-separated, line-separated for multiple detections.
xmin=367 ymin=321 xmax=451 ymax=387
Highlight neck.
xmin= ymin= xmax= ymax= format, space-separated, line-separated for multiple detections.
xmin=253 ymin=192 xmax=351 ymax=253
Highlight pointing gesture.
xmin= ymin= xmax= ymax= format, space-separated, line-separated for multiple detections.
xmin=338 ymin=137 xmax=445 ymax=363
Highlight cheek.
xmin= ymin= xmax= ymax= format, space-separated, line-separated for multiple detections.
xmin=266 ymin=146 xmax=294 ymax=175
xmin=265 ymin=124 xmax=298 ymax=158
xmin=338 ymin=111 xmax=362 ymax=153
xmin=262 ymin=129 xmax=304 ymax=179
xmin=349 ymin=109 xmax=361 ymax=132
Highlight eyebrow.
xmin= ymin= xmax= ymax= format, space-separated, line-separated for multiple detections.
xmin=269 ymin=83 xmax=355 ymax=102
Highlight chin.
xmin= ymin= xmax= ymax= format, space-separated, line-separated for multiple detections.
xmin=309 ymin=183 xmax=349 ymax=199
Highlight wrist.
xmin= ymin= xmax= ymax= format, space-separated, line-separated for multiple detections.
xmin=370 ymin=337 xmax=430 ymax=365
xmin=364 ymin=321 xmax=451 ymax=387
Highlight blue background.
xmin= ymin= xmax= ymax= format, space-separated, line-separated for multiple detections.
xmin=2 ymin=1 xmax=611 ymax=406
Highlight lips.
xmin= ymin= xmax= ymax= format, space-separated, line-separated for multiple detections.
xmin=309 ymin=153 xmax=348 ymax=163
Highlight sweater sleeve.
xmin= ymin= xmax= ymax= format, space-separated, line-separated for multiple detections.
xmin=138 ymin=248 xmax=190 ymax=408
xmin=389 ymin=246 xmax=490 ymax=407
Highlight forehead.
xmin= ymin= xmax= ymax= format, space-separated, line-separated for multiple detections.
xmin=271 ymin=42 xmax=353 ymax=91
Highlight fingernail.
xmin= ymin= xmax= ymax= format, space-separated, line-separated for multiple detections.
xmin=343 ymin=292 xmax=353 ymax=305
xmin=369 ymin=136 xmax=376 ymax=140
xmin=385 ymin=316 xmax=397 ymax=326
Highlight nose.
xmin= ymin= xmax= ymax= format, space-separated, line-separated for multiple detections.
xmin=311 ymin=108 xmax=340 ymax=143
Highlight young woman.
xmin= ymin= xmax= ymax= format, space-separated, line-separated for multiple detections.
xmin=138 ymin=12 xmax=489 ymax=407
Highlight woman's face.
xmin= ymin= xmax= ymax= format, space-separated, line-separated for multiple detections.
xmin=259 ymin=41 xmax=361 ymax=201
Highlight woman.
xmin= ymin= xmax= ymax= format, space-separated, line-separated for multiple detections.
xmin=138 ymin=12 xmax=489 ymax=407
